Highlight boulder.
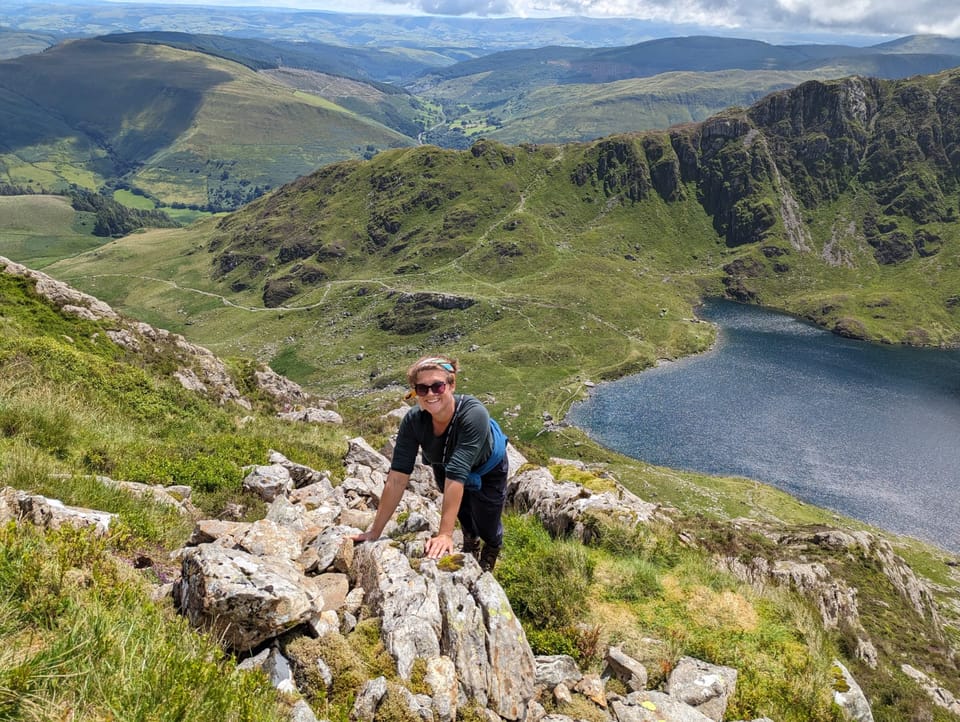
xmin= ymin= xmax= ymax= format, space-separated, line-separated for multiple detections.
xmin=508 ymin=466 xmax=659 ymax=543
xmin=610 ymin=690 xmax=713 ymax=722
xmin=174 ymin=544 xmax=324 ymax=652
xmin=535 ymin=654 xmax=583 ymax=689
xmin=665 ymin=656 xmax=738 ymax=722
xmin=242 ymin=464 xmax=294 ymax=502
xmin=832 ymin=660 xmax=874 ymax=722
xmin=0 ymin=487 xmax=115 ymax=534
xmin=604 ymin=646 xmax=648 ymax=692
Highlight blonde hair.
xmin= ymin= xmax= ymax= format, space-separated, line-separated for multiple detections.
xmin=406 ymin=355 xmax=459 ymax=387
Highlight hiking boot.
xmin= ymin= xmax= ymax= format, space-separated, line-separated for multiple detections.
xmin=478 ymin=544 xmax=500 ymax=572
xmin=462 ymin=535 xmax=481 ymax=560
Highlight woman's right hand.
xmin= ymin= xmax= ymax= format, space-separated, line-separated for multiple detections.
xmin=351 ymin=530 xmax=379 ymax=544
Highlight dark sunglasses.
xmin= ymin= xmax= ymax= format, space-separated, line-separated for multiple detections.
xmin=414 ymin=381 xmax=447 ymax=396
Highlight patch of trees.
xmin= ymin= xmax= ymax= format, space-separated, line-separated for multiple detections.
xmin=0 ymin=183 xmax=39 ymax=196
xmin=69 ymin=188 xmax=180 ymax=237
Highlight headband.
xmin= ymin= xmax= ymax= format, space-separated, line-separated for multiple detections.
xmin=417 ymin=357 xmax=455 ymax=372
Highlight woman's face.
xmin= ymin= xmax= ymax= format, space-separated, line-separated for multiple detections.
xmin=414 ymin=368 xmax=456 ymax=416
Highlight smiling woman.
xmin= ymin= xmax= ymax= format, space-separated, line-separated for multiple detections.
xmin=351 ymin=354 xmax=510 ymax=571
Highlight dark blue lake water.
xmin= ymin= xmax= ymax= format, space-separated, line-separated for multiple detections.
xmin=568 ymin=300 xmax=960 ymax=554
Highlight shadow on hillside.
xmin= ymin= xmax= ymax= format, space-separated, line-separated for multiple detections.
xmin=0 ymin=38 xmax=234 ymax=169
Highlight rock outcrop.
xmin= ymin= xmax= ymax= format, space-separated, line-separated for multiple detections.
xmin=10 ymin=433 xmax=954 ymax=721
xmin=0 ymin=256 xmax=326 ymax=412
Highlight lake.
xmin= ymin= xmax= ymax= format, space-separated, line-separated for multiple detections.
xmin=567 ymin=299 xmax=960 ymax=554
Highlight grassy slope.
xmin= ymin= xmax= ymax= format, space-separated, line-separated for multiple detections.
xmin=427 ymin=69 xmax=834 ymax=144
xmin=0 ymin=269 xmax=356 ymax=720
xmin=0 ymin=195 xmax=107 ymax=268
xmin=1 ymin=255 xmax=956 ymax=721
xmin=0 ymin=39 xmax=415 ymax=204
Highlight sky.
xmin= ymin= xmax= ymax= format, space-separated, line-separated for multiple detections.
xmin=133 ymin=0 xmax=960 ymax=39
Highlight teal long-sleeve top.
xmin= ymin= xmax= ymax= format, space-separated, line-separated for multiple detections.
xmin=390 ymin=394 xmax=493 ymax=483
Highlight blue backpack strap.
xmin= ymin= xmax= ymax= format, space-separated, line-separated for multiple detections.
xmin=465 ymin=417 xmax=508 ymax=490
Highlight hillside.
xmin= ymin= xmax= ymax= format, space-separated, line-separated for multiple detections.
xmin=419 ymin=69 xmax=832 ymax=146
xmin=43 ymin=69 xmax=960 ymax=434
xmin=98 ymin=31 xmax=448 ymax=85
xmin=1 ymin=257 xmax=958 ymax=721
xmin=0 ymin=37 xmax=418 ymax=209
xmin=7 ymin=29 xmax=960 ymax=206
xmin=410 ymin=35 xmax=960 ymax=146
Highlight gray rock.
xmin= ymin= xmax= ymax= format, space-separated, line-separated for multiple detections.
xmin=235 ymin=519 xmax=304 ymax=561
xmin=345 ymin=437 xmax=391 ymax=473
xmin=553 ymin=682 xmax=573 ymax=705
xmin=278 ymin=408 xmax=344 ymax=425
xmin=425 ymin=656 xmax=458 ymax=722
xmin=612 ymin=690 xmax=713 ymax=722
xmin=352 ymin=542 xmax=442 ymax=679
xmin=832 ymin=660 xmax=874 ymax=722
xmin=174 ymin=544 xmax=324 ymax=652
xmin=0 ymin=487 xmax=115 ymax=534
xmin=305 ymin=525 xmax=358 ymax=574
xmin=236 ymin=648 xmax=270 ymax=672
xmin=508 ymin=467 xmax=659 ymax=544
xmin=242 ymin=464 xmax=294 ymax=502
xmin=901 ymin=663 xmax=960 ymax=716
xmin=665 ymin=657 xmax=738 ymax=722
xmin=340 ymin=610 xmax=357 ymax=635
xmin=188 ymin=519 xmax=248 ymax=546
xmin=315 ymin=573 xmax=350 ymax=612
xmin=535 ymin=655 xmax=583 ymax=688
xmin=474 ymin=571 xmax=536 ymax=720
xmin=253 ymin=366 xmax=313 ymax=408
xmin=265 ymin=647 xmax=297 ymax=693
xmin=604 ymin=645 xmax=648 ymax=692
xmin=574 ymin=673 xmax=606 ymax=707
xmin=289 ymin=699 xmax=320 ymax=722
xmin=269 ymin=450 xmax=332 ymax=490
xmin=351 ymin=676 xmax=388 ymax=721
xmin=315 ymin=657 xmax=334 ymax=691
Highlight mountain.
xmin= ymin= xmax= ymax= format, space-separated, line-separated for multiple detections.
xmin=98 ymin=30 xmax=450 ymax=84
xmin=1 ymin=1 xmax=820 ymax=53
xmin=40 ymin=68 xmax=960 ymax=437
xmin=5 ymin=28 xmax=960 ymax=204
xmin=413 ymin=35 xmax=960 ymax=87
xmin=0 ymin=26 xmax=59 ymax=58
xmin=410 ymin=35 xmax=960 ymax=146
xmin=0 ymin=36 xmax=418 ymax=209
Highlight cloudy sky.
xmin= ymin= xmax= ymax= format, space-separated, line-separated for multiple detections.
xmin=156 ymin=0 xmax=959 ymax=39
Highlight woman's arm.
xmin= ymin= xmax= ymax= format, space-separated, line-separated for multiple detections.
xmin=351 ymin=468 xmax=411 ymax=542
xmin=425 ymin=479 xmax=465 ymax=558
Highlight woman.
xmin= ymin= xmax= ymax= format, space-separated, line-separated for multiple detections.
xmin=352 ymin=355 xmax=509 ymax=571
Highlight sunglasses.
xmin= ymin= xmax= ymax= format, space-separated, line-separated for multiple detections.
xmin=414 ymin=381 xmax=447 ymax=396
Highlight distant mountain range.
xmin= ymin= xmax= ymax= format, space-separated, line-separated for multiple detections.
xmin=2 ymin=16 xmax=960 ymax=209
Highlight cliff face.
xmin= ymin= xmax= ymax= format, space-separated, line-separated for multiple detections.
xmin=666 ymin=72 xmax=960 ymax=251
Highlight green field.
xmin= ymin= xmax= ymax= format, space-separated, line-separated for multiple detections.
xmin=0 ymin=195 xmax=107 ymax=267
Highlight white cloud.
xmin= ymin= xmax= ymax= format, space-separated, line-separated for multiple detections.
xmin=121 ymin=0 xmax=959 ymax=37
xmin=366 ymin=0 xmax=960 ymax=36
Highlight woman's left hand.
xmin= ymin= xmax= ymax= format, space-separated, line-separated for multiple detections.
xmin=425 ymin=533 xmax=454 ymax=559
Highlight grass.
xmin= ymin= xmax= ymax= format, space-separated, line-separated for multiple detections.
xmin=0 ymin=523 xmax=290 ymax=722
xmin=0 ymin=40 xmax=415 ymax=208
xmin=0 ymin=195 xmax=108 ymax=268
xmin=0 ymin=253 xmax=956 ymax=720
xmin=497 ymin=513 xmax=846 ymax=722
xmin=0 ymin=272 xmax=356 ymax=717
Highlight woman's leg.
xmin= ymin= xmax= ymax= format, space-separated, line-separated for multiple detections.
xmin=466 ymin=458 xmax=509 ymax=569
